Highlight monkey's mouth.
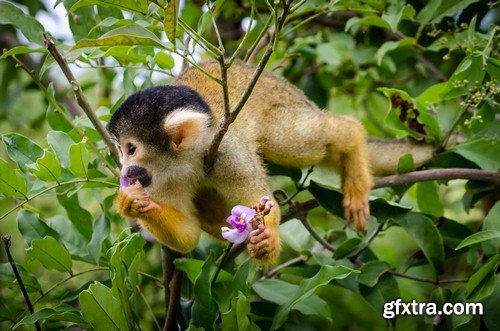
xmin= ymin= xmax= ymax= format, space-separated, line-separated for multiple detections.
xmin=124 ymin=166 xmax=152 ymax=187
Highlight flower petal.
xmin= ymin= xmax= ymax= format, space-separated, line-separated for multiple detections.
xmin=221 ymin=227 xmax=249 ymax=244
xmin=231 ymin=205 xmax=255 ymax=218
xmin=119 ymin=175 xmax=130 ymax=188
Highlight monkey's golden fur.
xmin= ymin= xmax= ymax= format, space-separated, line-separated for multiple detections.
xmin=115 ymin=61 xmax=433 ymax=264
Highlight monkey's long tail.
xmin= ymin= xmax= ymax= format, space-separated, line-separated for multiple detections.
xmin=367 ymin=138 xmax=435 ymax=176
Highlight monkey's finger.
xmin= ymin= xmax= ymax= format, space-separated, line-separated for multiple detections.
xmin=248 ymin=227 xmax=264 ymax=238
xmin=249 ymin=228 xmax=272 ymax=244
xmin=139 ymin=202 xmax=161 ymax=213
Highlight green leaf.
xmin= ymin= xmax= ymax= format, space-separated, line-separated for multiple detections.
xmin=79 ymin=282 xmax=129 ymax=331
xmin=47 ymin=131 xmax=76 ymax=168
xmin=416 ymin=181 xmax=444 ymax=217
xmin=191 ymin=251 xmax=219 ymax=331
xmin=279 ymin=219 xmax=314 ymax=253
xmin=0 ymin=263 xmax=42 ymax=293
xmin=397 ymin=153 xmax=415 ymax=174
xmin=379 ymin=88 xmax=441 ymax=141
xmin=266 ymin=162 xmax=302 ymax=182
xmin=466 ymin=255 xmax=499 ymax=300
xmin=70 ymin=0 xmax=148 ymax=14
xmin=27 ymin=236 xmax=73 ymax=273
xmin=253 ymin=279 xmax=332 ymax=324
xmin=425 ymin=0 xmax=480 ymax=23
xmin=164 ymin=0 xmax=178 ymax=44
xmin=0 ymin=158 xmax=28 ymax=199
xmin=71 ymin=25 xmax=166 ymax=51
xmin=69 ymin=140 xmax=90 ymax=178
xmin=309 ymin=180 xmax=411 ymax=222
xmin=345 ymin=16 xmax=391 ymax=31
xmin=375 ymin=38 xmax=415 ymax=66
xmin=87 ymin=214 xmax=110 ymax=263
xmin=483 ymin=202 xmax=500 ymax=256
xmin=46 ymin=85 xmax=74 ymax=132
xmin=26 ymin=150 xmax=62 ymax=182
xmin=393 ymin=213 xmax=445 ymax=273
xmin=357 ymin=261 xmax=391 ymax=287
xmin=174 ymin=258 xmax=232 ymax=285
xmin=57 ymin=193 xmax=93 ymax=240
xmin=17 ymin=304 xmax=87 ymax=325
xmin=0 ymin=46 xmax=46 ymax=60
xmin=48 ymin=215 xmax=92 ymax=262
xmin=270 ymin=265 xmax=357 ymax=330
xmin=451 ymin=137 xmax=500 ymax=171
xmin=359 ymin=273 xmax=400 ymax=313
xmin=483 ymin=275 xmax=500 ymax=330
xmin=17 ymin=210 xmax=60 ymax=245
xmin=154 ymin=51 xmax=175 ymax=69
xmin=455 ymin=230 xmax=500 ymax=251
xmin=0 ymin=1 xmax=45 ymax=45
xmin=2 ymin=133 xmax=44 ymax=173
xmin=220 ymin=292 xmax=259 ymax=331
xmin=382 ymin=4 xmax=415 ymax=31
xmin=333 ymin=238 xmax=364 ymax=259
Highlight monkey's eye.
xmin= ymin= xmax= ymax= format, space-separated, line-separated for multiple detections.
xmin=127 ymin=144 xmax=136 ymax=155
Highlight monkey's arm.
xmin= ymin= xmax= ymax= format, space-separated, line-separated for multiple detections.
xmin=116 ymin=184 xmax=201 ymax=253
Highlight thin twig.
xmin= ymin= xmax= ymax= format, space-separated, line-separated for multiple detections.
xmin=2 ymin=236 xmax=41 ymax=331
xmin=204 ymin=1 xmax=293 ymax=174
xmin=349 ymin=221 xmax=386 ymax=261
xmin=261 ymin=255 xmax=308 ymax=279
xmin=0 ymin=178 xmax=117 ymax=222
xmin=299 ymin=217 xmax=335 ymax=252
xmin=212 ymin=243 xmax=233 ymax=286
xmin=43 ymin=34 xmax=121 ymax=168
xmin=390 ymin=270 xmax=468 ymax=285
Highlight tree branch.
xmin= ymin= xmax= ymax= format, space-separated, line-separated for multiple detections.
xmin=161 ymin=246 xmax=182 ymax=331
xmin=281 ymin=168 xmax=499 ymax=224
xmin=43 ymin=34 xmax=121 ymax=168
xmin=261 ymin=255 xmax=308 ymax=279
xmin=372 ymin=168 xmax=500 ymax=189
xmin=2 ymin=236 xmax=41 ymax=331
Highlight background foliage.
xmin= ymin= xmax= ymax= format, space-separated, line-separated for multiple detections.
xmin=0 ymin=0 xmax=499 ymax=330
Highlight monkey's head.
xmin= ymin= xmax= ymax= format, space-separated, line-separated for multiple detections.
xmin=108 ymin=85 xmax=213 ymax=193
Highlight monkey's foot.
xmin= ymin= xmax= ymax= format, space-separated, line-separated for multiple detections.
xmin=247 ymin=224 xmax=281 ymax=264
xmin=343 ymin=189 xmax=370 ymax=231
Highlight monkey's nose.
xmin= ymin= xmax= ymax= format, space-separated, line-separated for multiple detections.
xmin=125 ymin=166 xmax=152 ymax=187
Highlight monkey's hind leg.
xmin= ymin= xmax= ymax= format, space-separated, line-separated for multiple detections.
xmin=321 ymin=115 xmax=372 ymax=230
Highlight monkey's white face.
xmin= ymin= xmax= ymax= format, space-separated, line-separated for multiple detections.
xmin=116 ymin=108 xmax=212 ymax=199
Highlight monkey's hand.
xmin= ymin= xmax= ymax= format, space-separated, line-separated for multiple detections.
xmin=116 ymin=182 xmax=161 ymax=218
xmin=247 ymin=223 xmax=281 ymax=264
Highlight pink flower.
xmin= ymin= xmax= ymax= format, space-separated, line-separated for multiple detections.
xmin=119 ymin=175 xmax=130 ymax=187
xmin=221 ymin=205 xmax=256 ymax=244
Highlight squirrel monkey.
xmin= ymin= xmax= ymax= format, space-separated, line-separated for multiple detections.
xmin=108 ymin=62 xmax=433 ymax=263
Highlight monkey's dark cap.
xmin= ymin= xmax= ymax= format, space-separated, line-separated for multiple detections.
xmin=108 ymin=85 xmax=211 ymax=149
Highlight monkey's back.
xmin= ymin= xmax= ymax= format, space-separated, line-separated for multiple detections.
xmin=175 ymin=61 xmax=323 ymax=135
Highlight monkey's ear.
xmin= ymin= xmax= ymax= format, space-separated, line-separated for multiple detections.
xmin=164 ymin=109 xmax=210 ymax=149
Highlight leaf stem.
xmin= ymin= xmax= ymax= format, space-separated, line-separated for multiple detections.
xmin=390 ymin=270 xmax=468 ymax=285
xmin=0 ymin=179 xmax=118 ymax=222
